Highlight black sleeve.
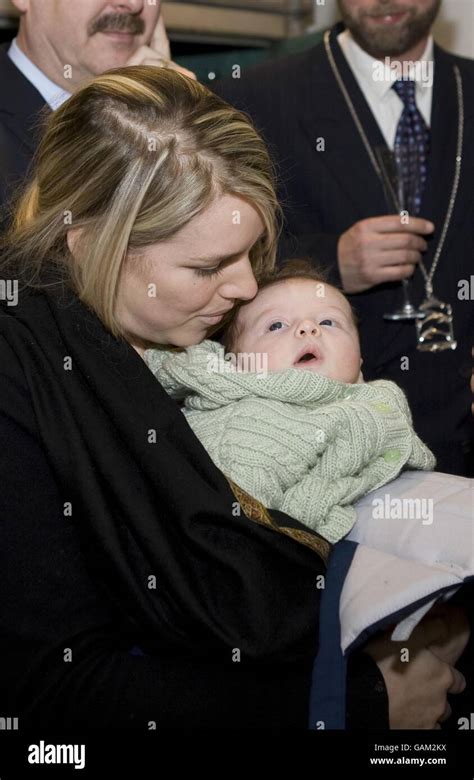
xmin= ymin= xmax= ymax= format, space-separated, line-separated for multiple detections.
xmin=346 ymin=652 xmax=389 ymax=729
xmin=0 ymin=337 xmax=387 ymax=729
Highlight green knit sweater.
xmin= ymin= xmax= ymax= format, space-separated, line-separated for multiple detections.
xmin=145 ymin=340 xmax=435 ymax=543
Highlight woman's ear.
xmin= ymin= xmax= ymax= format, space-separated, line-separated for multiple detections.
xmin=66 ymin=227 xmax=82 ymax=257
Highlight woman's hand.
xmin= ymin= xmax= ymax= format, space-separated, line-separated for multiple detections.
xmin=364 ymin=620 xmax=466 ymax=729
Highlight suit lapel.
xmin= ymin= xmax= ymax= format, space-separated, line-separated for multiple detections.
xmin=0 ymin=43 xmax=51 ymax=153
xmin=297 ymin=25 xmax=390 ymax=220
xmin=420 ymin=45 xmax=468 ymax=274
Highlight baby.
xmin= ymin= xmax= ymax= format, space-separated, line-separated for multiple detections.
xmin=146 ymin=259 xmax=435 ymax=544
xmin=146 ymin=259 xmax=471 ymax=685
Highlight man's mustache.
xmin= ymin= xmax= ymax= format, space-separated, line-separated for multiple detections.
xmin=90 ymin=13 xmax=145 ymax=36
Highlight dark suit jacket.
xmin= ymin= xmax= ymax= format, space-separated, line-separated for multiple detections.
xmin=214 ymin=24 xmax=474 ymax=476
xmin=0 ymin=42 xmax=51 ymax=224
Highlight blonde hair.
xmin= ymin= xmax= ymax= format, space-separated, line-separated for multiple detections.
xmin=1 ymin=67 xmax=280 ymax=337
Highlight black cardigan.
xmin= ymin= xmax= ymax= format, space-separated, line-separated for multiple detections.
xmin=0 ymin=284 xmax=387 ymax=729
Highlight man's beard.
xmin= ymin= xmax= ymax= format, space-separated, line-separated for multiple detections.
xmin=337 ymin=1 xmax=441 ymax=58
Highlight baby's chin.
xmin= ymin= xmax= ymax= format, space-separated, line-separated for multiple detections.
xmin=293 ymin=363 xmax=337 ymax=379
xmin=280 ymin=361 xmax=356 ymax=383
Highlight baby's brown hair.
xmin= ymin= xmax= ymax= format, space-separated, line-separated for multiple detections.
xmin=220 ymin=258 xmax=357 ymax=352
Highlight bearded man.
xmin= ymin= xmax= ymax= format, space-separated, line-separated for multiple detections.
xmin=214 ymin=0 xmax=474 ymax=477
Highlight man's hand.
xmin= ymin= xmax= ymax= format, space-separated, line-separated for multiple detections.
xmin=365 ymin=619 xmax=466 ymax=729
xmin=424 ymin=604 xmax=471 ymax=668
xmin=126 ymin=12 xmax=196 ymax=80
xmin=338 ymin=215 xmax=435 ymax=294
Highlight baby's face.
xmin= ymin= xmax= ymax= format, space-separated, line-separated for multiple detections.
xmin=233 ymin=278 xmax=362 ymax=383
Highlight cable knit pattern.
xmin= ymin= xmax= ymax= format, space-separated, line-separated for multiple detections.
xmin=145 ymin=340 xmax=435 ymax=543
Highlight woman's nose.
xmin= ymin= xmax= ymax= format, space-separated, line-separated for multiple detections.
xmin=296 ymin=320 xmax=320 ymax=337
xmin=219 ymin=257 xmax=258 ymax=302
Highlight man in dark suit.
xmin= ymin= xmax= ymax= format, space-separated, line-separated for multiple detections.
xmin=0 ymin=0 xmax=193 ymax=222
xmin=214 ymin=0 xmax=474 ymax=476
xmin=0 ymin=44 xmax=50 ymax=219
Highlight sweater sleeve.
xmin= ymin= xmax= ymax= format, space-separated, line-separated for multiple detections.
xmin=280 ymin=473 xmax=359 ymax=544
xmin=373 ymin=381 xmax=436 ymax=470
xmin=0 ymin=335 xmax=388 ymax=729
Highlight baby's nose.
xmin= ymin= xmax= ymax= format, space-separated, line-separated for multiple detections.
xmin=296 ymin=320 xmax=320 ymax=336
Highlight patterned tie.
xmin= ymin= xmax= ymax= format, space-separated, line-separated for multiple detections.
xmin=392 ymin=79 xmax=430 ymax=216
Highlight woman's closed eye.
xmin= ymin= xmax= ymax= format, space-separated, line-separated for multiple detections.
xmin=194 ymin=264 xmax=224 ymax=279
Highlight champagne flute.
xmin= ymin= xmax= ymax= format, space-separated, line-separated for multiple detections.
xmin=375 ymin=145 xmax=426 ymax=321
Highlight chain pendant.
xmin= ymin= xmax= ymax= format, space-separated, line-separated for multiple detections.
xmin=416 ymin=297 xmax=457 ymax=352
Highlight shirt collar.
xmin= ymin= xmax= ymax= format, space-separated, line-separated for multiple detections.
xmin=338 ymin=30 xmax=434 ymax=100
xmin=7 ymin=38 xmax=71 ymax=110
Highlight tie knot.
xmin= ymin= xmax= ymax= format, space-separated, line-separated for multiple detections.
xmin=392 ymin=78 xmax=417 ymax=106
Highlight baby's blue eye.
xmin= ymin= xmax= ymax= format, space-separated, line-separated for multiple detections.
xmin=320 ymin=319 xmax=335 ymax=327
xmin=268 ymin=321 xmax=284 ymax=332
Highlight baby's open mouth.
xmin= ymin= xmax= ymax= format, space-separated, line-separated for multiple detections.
xmin=294 ymin=346 xmax=322 ymax=366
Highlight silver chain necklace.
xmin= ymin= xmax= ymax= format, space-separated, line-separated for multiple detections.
xmin=324 ymin=30 xmax=465 ymax=352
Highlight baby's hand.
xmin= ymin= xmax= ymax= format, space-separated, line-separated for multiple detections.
xmin=422 ymin=604 xmax=471 ymax=667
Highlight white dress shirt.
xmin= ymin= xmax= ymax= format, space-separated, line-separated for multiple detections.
xmin=337 ymin=30 xmax=434 ymax=149
xmin=7 ymin=38 xmax=71 ymax=110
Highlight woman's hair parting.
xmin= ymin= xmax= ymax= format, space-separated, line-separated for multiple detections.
xmin=1 ymin=67 xmax=280 ymax=337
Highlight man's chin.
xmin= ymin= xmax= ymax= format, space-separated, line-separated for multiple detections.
xmin=350 ymin=23 xmax=416 ymax=59
xmin=88 ymin=39 xmax=137 ymax=72
xmin=341 ymin=0 xmax=441 ymax=59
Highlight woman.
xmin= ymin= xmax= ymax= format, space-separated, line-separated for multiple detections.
xmin=0 ymin=67 xmax=462 ymax=729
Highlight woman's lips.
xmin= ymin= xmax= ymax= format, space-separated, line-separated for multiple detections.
xmin=200 ymin=310 xmax=231 ymax=323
